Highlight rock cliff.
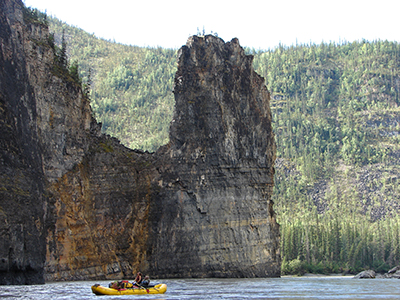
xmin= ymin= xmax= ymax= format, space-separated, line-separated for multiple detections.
xmin=0 ymin=0 xmax=96 ymax=283
xmin=0 ymin=0 xmax=279 ymax=284
xmin=0 ymin=0 xmax=47 ymax=284
xmin=147 ymin=36 xmax=279 ymax=278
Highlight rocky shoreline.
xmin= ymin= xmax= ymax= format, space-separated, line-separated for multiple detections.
xmin=353 ymin=266 xmax=400 ymax=279
xmin=294 ymin=266 xmax=400 ymax=279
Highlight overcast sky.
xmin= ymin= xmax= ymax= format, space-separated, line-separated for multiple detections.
xmin=23 ymin=0 xmax=399 ymax=50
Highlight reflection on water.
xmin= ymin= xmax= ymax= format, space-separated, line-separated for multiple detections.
xmin=0 ymin=276 xmax=399 ymax=299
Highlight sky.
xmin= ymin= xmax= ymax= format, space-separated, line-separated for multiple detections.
xmin=23 ymin=0 xmax=400 ymax=50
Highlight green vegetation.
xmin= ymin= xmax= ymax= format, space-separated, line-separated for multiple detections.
xmin=47 ymin=16 xmax=400 ymax=274
xmin=23 ymin=6 xmax=48 ymax=25
xmin=252 ymin=41 xmax=400 ymax=274
xmin=49 ymin=18 xmax=177 ymax=152
xmin=24 ymin=8 xmax=88 ymax=91
xmin=99 ymin=141 xmax=114 ymax=153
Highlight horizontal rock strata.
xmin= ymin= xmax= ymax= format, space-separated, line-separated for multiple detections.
xmin=0 ymin=0 xmax=279 ymax=284
xmin=147 ymin=35 xmax=279 ymax=278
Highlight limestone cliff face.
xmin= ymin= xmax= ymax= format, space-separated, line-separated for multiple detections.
xmin=44 ymin=139 xmax=158 ymax=281
xmin=147 ymin=35 xmax=279 ymax=278
xmin=0 ymin=0 xmax=48 ymax=284
xmin=0 ymin=0 xmax=96 ymax=284
xmin=0 ymin=0 xmax=157 ymax=281
xmin=0 ymin=0 xmax=279 ymax=284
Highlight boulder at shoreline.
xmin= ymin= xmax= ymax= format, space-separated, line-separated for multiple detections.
xmin=354 ymin=266 xmax=400 ymax=279
xmin=353 ymin=270 xmax=376 ymax=279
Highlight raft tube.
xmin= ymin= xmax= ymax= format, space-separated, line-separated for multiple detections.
xmin=91 ymin=283 xmax=167 ymax=295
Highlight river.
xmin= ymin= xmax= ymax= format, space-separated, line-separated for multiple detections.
xmin=1 ymin=276 xmax=399 ymax=299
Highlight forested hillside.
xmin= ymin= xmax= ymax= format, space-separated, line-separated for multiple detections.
xmin=252 ymin=42 xmax=400 ymax=274
xmin=49 ymin=18 xmax=177 ymax=151
xmin=47 ymin=15 xmax=400 ymax=275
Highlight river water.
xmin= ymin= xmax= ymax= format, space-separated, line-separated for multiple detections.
xmin=0 ymin=276 xmax=399 ymax=299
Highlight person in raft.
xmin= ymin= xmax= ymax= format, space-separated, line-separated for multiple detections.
xmin=141 ymin=275 xmax=150 ymax=286
xmin=133 ymin=272 xmax=143 ymax=286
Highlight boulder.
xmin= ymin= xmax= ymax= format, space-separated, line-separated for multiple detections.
xmin=353 ymin=270 xmax=376 ymax=279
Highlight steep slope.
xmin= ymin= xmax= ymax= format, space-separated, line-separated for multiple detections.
xmin=0 ymin=0 xmax=155 ymax=283
xmin=48 ymin=17 xmax=177 ymax=152
xmin=0 ymin=0 xmax=47 ymax=284
xmin=253 ymin=43 xmax=400 ymax=272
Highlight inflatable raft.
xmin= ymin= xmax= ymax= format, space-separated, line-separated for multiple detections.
xmin=91 ymin=283 xmax=167 ymax=295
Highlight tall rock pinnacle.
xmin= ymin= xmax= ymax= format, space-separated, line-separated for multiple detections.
xmin=147 ymin=35 xmax=280 ymax=278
